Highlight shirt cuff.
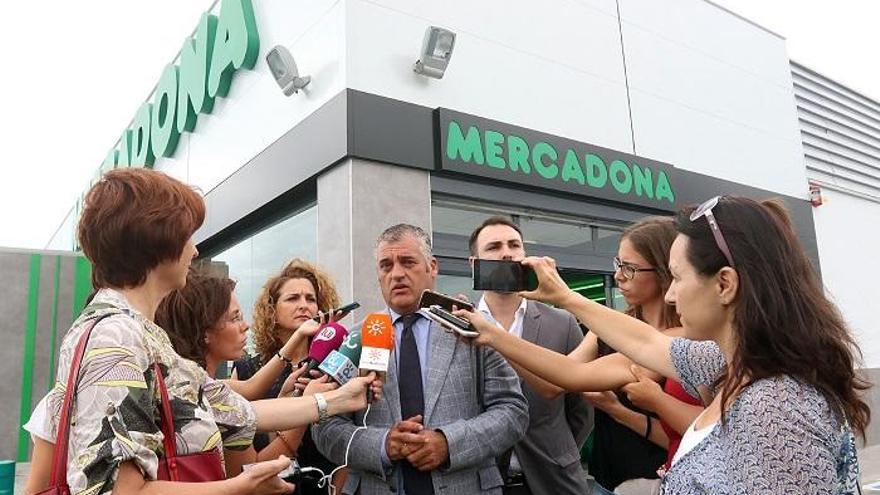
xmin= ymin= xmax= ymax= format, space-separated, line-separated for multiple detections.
xmin=380 ymin=430 xmax=392 ymax=468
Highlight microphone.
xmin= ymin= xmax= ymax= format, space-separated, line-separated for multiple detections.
xmin=358 ymin=313 xmax=395 ymax=375
xmin=299 ymin=322 xmax=349 ymax=373
xmin=318 ymin=329 xmax=362 ymax=385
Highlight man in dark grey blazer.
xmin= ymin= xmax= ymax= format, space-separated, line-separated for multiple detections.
xmin=469 ymin=216 xmax=593 ymax=495
xmin=314 ymin=224 xmax=528 ymax=494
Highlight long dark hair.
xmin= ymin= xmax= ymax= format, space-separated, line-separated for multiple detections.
xmin=622 ymin=216 xmax=681 ymax=329
xmin=675 ymin=196 xmax=870 ymax=437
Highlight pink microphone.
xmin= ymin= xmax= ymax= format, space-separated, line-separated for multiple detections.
xmin=299 ymin=322 xmax=350 ymax=373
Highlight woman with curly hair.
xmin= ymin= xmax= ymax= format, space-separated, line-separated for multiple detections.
xmin=228 ymin=259 xmax=346 ymax=494
xmin=156 ymin=268 xmax=322 ymax=401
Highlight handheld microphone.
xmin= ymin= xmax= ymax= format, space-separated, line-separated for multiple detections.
xmin=299 ymin=322 xmax=349 ymax=373
xmin=358 ymin=313 xmax=395 ymax=374
xmin=318 ymin=329 xmax=362 ymax=385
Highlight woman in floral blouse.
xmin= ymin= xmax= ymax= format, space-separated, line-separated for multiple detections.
xmin=458 ymin=196 xmax=868 ymax=494
xmin=24 ymin=169 xmax=379 ymax=495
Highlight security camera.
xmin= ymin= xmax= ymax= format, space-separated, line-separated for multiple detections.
xmin=414 ymin=26 xmax=456 ymax=79
xmin=266 ymin=45 xmax=311 ymax=95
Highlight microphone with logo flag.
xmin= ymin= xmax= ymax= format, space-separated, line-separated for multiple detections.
xmin=291 ymin=322 xmax=349 ymax=396
xmin=318 ymin=329 xmax=362 ymax=385
xmin=358 ymin=312 xmax=394 ymax=373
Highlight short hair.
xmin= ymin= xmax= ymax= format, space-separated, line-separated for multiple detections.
xmin=468 ymin=216 xmax=523 ymax=255
xmin=375 ymin=224 xmax=433 ymax=262
xmin=155 ymin=268 xmax=236 ymax=368
xmin=78 ymin=168 xmax=205 ymax=289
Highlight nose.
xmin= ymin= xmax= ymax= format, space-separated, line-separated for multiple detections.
xmin=664 ymin=285 xmax=676 ymax=306
xmin=192 ymin=245 xmax=199 ymax=259
xmin=240 ymin=319 xmax=250 ymax=333
xmin=614 ymin=267 xmax=627 ymax=284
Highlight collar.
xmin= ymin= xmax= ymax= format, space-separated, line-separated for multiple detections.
xmin=477 ymin=295 xmax=528 ymax=318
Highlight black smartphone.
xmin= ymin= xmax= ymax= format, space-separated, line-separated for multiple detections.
xmin=313 ymin=302 xmax=360 ymax=321
xmin=472 ymin=259 xmax=538 ymax=292
xmin=418 ymin=289 xmax=474 ymax=312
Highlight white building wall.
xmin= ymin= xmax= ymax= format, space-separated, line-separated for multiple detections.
xmin=792 ymin=61 xmax=880 ymax=367
xmin=620 ymin=0 xmax=807 ymax=198
xmin=151 ymin=0 xmax=349 ymax=195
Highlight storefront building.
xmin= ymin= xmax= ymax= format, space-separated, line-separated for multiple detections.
xmin=34 ymin=0 xmax=879 ymax=454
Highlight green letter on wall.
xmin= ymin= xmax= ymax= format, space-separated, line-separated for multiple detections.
xmin=208 ymin=0 xmax=260 ymax=98
xmin=446 ymin=121 xmax=485 ymax=165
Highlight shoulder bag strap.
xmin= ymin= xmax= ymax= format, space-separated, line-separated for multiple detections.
xmin=153 ymin=362 xmax=180 ymax=481
xmin=48 ymin=313 xmax=113 ymax=490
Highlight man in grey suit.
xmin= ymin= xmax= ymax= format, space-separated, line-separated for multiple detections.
xmin=469 ymin=216 xmax=593 ymax=495
xmin=314 ymin=224 xmax=528 ymax=494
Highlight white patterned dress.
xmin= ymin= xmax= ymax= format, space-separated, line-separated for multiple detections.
xmin=661 ymin=338 xmax=860 ymax=494
xmin=30 ymin=289 xmax=257 ymax=495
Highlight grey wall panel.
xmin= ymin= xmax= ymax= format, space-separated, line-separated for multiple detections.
xmin=0 ymin=252 xmax=31 ymax=460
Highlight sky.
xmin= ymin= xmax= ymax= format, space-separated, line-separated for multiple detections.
xmin=0 ymin=0 xmax=877 ymax=250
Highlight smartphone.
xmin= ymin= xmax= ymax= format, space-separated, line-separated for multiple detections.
xmin=313 ymin=302 xmax=360 ymax=321
xmin=422 ymin=306 xmax=479 ymax=338
xmin=418 ymin=289 xmax=474 ymax=312
xmin=472 ymin=259 xmax=538 ymax=292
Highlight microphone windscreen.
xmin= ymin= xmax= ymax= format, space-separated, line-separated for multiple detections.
xmin=318 ymin=350 xmax=358 ymax=385
xmin=306 ymin=322 xmax=349 ymax=364
xmin=358 ymin=313 xmax=395 ymax=372
xmin=336 ymin=329 xmax=363 ymax=363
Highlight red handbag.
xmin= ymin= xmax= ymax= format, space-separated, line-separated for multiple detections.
xmin=39 ymin=315 xmax=225 ymax=495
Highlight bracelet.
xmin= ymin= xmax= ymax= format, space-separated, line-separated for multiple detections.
xmin=275 ymin=350 xmax=293 ymax=365
xmin=275 ymin=430 xmax=296 ymax=453
xmin=644 ymin=414 xmax=652 ymax=440
xmin=314 ymin=393 xmax=330 ymax=423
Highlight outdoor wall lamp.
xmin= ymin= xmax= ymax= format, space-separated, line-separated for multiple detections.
xmin=414 ymin=26 xmax=456 ymax=79
xmin=266 ymin=45 xmax=311 ymax=95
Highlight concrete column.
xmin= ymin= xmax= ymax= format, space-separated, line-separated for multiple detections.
xmin=316 ymin=158 xmax=432 ymax=322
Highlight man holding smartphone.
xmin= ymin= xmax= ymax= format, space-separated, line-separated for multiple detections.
xmin=469 ymin=216 xmax=593 ymax=495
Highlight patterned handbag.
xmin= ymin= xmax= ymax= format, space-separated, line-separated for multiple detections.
xmin=38 ymin=314 xmax=225 ymax=495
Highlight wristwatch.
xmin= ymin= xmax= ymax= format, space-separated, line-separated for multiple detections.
xmin=313 ymin=393 xmax=330 ymax=423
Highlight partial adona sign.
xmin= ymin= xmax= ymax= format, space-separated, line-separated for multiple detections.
xmin=101 ymin=0 xmax=260 ymax=172
xmin=438 ymin=109 xmax=676 ymax=208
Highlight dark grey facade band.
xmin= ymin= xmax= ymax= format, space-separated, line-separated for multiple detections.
xmin=196 ymin=89 xmax=820 ymax=273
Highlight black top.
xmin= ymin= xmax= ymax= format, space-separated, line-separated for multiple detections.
xmin=233 ymin=355 xmax=338 ymax=495
xmin=586 ymin=340 xmax=667 ymax=490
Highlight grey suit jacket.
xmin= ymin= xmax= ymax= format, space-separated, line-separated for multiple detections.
xmin=511 ymin=300 xmax=593 ymax=495
xmin=313 ymin=316 xmax=529 ymax=495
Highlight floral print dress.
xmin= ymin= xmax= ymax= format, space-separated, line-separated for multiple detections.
xmin=31 ymin=289 xmax=257 ymax=495
xmin=661 ymin=338 xmax=861 ymax=494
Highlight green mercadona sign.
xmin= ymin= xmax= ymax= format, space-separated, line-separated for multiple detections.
xmin=438 ymin=109 xmax=677 ymax=209
xmin=95 ymin=0 xmax=259 ymax=177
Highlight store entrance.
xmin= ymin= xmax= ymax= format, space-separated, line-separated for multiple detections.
xmin=431 ymin=199 xmax=627 ymax=312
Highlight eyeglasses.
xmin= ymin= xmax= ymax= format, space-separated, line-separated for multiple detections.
xmin=613 ymin=257 xmax=657 ymax=280
xmin=226 ymin=312 xmax=245 ymax=325
xmin=690 ymin=196 xmax=736 ymax=268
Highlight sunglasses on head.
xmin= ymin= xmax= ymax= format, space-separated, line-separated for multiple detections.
xmin=690 ymin=196 xmax=736 ymax=268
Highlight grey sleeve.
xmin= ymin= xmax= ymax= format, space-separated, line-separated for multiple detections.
xmin=562 ymin=313 xmax=592 ymax=446
xmin=439 ymin=347 xmax=529 ymax=471
xmin=312 ymin=413 xmax=392 ymax=479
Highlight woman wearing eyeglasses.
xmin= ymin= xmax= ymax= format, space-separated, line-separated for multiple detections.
xmin=457 ymin=196 xmax=866 ymax=493
xmin=555 ymin=217 xmax=704 ymax=493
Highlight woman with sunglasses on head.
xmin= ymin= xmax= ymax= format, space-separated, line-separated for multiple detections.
xmin=457 ymin=196 xmax=867 ymax=493
xmin=556 ymin=217 xmax=704 ymax=493
xmin=23 ymin=169 xmax=380 ymax=495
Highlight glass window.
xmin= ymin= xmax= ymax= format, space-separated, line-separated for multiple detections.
xmin=210 ymin=205 xmax=317 ymax=325
xmin=518 ymin=216 xmax=593 ymax=254
xmin=595 ymin=227 xmax=623 ymax=255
